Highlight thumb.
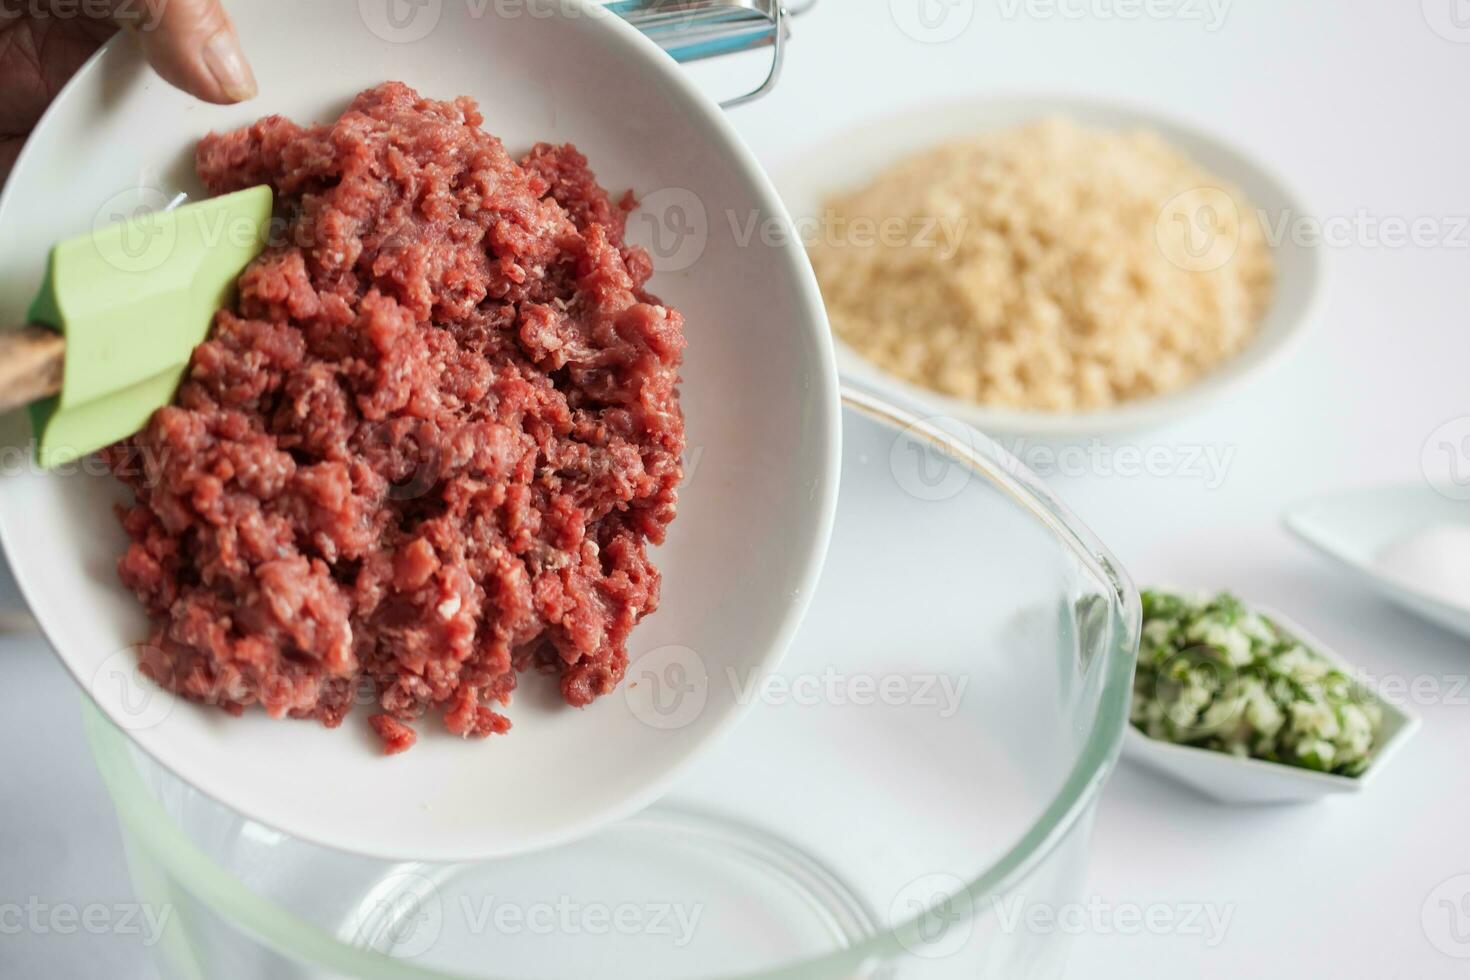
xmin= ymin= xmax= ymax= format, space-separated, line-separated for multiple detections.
xmin=126 ymin=0 xmax=256 ymax=104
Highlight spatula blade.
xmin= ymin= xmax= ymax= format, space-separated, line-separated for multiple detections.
xmin=27 ymin=184 xmax=274 ymax=467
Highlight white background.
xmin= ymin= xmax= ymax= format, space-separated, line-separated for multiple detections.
xmin=3 ymin=1 xmax=1469 ymax=977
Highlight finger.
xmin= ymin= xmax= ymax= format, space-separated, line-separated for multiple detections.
xmin=128 ymin=0 xmax=255 ymax=104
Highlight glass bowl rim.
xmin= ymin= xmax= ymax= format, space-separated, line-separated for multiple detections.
xmin=80 ymin=386 xmax=1142 ymax=979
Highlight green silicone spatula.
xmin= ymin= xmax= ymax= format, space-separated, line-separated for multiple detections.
xmin=0 ymin=185 xmax=273 ymax=467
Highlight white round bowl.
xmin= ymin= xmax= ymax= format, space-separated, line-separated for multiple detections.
xmin=774 ymin=95 xmax=1325 ymax=436
xmin=0 ymin=0 xmax=840 ymax=861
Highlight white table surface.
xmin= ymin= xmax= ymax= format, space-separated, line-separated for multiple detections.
xmin=3 ymin=1 xmax=1469 ymax=977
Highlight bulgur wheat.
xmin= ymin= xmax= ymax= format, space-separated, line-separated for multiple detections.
xmin=808 ymin=119 xmax=1275 ymax=412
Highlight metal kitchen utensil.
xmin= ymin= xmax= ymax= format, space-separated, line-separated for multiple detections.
xmin=610 ymin=0 xmax=816 ymax=106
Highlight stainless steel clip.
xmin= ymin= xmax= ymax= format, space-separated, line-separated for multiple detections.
xmin=609 ymin=1 xmax=816 ymax=108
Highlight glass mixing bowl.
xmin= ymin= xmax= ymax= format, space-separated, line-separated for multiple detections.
xmin=82 ymin=388 xmax=1139 ymax=979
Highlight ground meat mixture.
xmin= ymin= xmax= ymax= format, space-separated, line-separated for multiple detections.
xmin=103 ymin=82 xmax=685 ymax=753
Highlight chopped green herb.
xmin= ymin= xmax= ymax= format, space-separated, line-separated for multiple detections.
xmin=1131 ymin=590 xmax=1382 ymax=777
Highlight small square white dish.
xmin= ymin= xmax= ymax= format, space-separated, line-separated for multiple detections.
xmin=1123 ymin=606 xmax=1420 ymax=804
xmin=1285 ymin=486 xmax=1470 ymax=642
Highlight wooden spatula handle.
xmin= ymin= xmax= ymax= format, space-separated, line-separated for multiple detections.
xmin=0 ymin=326 xmax=66 ymax=414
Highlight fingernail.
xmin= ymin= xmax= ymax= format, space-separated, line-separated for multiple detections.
xmin=203 ymin=29 xmax=257 ymax=102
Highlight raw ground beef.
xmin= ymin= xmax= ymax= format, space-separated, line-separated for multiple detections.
xmin=104 ymin=82 xmax=685 ymax=753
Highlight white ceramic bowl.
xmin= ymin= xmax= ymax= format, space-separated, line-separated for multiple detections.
xmin=773 ymin=96 xmax=1325 ymax=436
xmin=1124 ymin=605 xmax=1419 ymax=804
xmin=0 ymin=0 xmax=840 ymax=861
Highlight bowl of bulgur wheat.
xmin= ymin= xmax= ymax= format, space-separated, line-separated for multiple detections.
xmin=777 ymin=98 xmax=1324 ymax=434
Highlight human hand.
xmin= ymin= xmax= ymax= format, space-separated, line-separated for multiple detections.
xmin=1 ymin=0 xmax=255 ymax=183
